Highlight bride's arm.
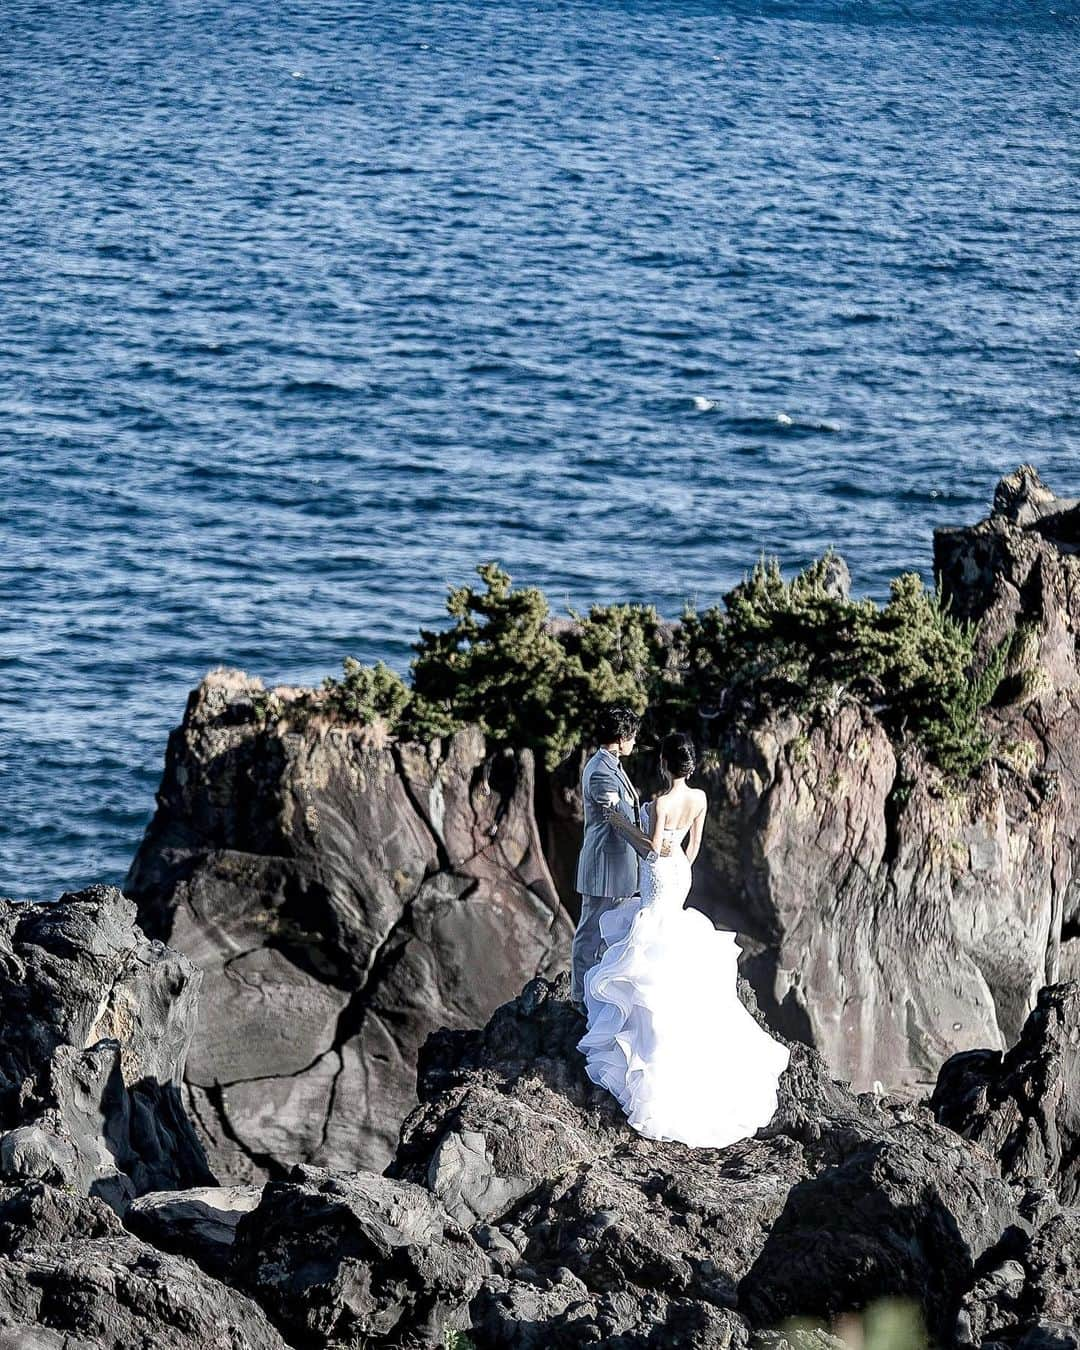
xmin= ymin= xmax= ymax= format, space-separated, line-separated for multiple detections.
xmin=685 ymin=805 xmax=707 ymax=865
xmin=606 ymin=799 xmax=667 ymax=859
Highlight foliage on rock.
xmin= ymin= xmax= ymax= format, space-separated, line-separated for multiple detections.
xmin=404 ymin=563 xmax=668 ymax=767
xmin=320 ymin=657 xmax=412 ymax=726
xmin=678 ymin=556 xmax=1007 ymax=779
xmin=311 ymin=554 xmax=1003 ymax=778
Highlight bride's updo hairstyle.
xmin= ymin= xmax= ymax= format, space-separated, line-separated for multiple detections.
xmin=661 ymin=732 xmax=696 ymax=779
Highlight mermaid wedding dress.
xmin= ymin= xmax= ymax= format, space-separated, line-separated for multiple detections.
xmin=578 ymin=802 xmax=790 ymax=1147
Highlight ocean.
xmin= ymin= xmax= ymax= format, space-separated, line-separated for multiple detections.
xmin=2 ymin=0 xmax=1077 ymax=900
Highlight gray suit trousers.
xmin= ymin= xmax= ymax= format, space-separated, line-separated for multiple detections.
xmin=571 ymin=893 xmax=633 ymax=1005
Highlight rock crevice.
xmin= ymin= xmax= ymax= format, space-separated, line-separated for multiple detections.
xmin=126 ymin=715 xmax=573 ymax=1182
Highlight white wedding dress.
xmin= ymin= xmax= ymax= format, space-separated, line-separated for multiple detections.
xmin=578 ymin=802 xmax=790 ymax=1148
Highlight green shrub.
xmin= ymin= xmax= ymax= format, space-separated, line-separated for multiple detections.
xmin=321 ymin=658 xmax=413 ymax=725
xmin=442 ymin=1330 xmax=476 ymax=1350
xmin=404 ymin=562 xmax=566 ymax=752
xmin=404 ymin=563 xmax=667 ymax=767
xmin=676 ymin=556 xmax=1005 ymax=778
xmin=311 ymin=554 xmax=1004 ymax=779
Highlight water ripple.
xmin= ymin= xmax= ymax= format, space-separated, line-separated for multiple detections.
xmin=2 ymin=0 xmax=1078 ymax=900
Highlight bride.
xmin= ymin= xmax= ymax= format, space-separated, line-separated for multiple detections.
xmin=577 ymin=732 xmax=790 ymax=1148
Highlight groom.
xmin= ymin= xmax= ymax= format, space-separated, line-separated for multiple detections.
xmin=571 ymin=704 xmax=657 ymax=1011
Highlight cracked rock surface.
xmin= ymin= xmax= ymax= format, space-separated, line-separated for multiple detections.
xmin=230 ymin=1164 xmax=488 ymax=1348
xmin=126 ymin=694 xmax=572 ymax=1183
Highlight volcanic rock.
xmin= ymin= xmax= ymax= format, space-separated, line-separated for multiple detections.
xmin=930 ymin=982 xmax=1080 ymax=1205
xmin=4 ymin=888 xmax=1080 ymax=1349
xmin=123 ymin=1184 xmax=262 ymax=1278
xmin=230 ymin=1163 xmax=488 ymax=1348
xmin=126 ymin=682 xmax=572 ymax=1184
xmin=0 ymin=1179 xmax=285 ymax=1348
xmin=0 ymin=886 xmax=212 ymax=1211
xmin=389 ymin=976 xmax=1036 ymax=1347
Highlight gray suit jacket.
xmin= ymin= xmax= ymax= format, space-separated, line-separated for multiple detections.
xmin=575 ymin=748 xmax=641 ymax=899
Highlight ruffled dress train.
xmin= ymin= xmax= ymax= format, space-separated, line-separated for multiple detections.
xmin=577 ymin=810 xmax=790 ymax=1148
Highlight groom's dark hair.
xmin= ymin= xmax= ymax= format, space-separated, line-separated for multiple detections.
xmin=596 ymin=705 xmax=641 ymax=745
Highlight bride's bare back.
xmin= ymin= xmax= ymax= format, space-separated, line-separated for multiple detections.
xmin=650 ymin=781 xmax=708 ymax=863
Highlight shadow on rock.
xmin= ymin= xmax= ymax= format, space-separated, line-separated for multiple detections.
xmin=0 ymin=886 xmax=214 ymax=1212
xmin=931 ymin=983 xmax=1080 ymax=1206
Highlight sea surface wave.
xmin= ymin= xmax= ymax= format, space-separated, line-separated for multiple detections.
xmin=2 ymin=0 xmax=1078 ymax=899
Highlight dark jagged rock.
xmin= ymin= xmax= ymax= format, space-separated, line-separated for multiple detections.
xmin=391 ymin=975 xmax=635 ymax=1226
xmin=0 ymin=886 xmax=213 ymax=1211
xmin=394 ymin=978 xmax=807 ymax=1345
xmin=819 ymin=550 xmax=852 ymax=601
xmin=230 ymin=1163 xmax=488 ymax=1348
xmin=471 ymin=1275 xmax=751 ymax=1349
xmin=123 ymin=1184 xmax=262 ymax=1278
xmin=1001 ymin=1210 xmax=1080 ymax=1341
xmin=937 ymin=464 xmax=1080 ymax=648
xmin=935 ymin=462 xmax=1080 ymax=940
xmin=738 ymin=1111 xmax=1022 ymax=1343
xmin=389 ymin=976 xmax=1044 ymax=1347
xmin=952 ymin=1189 xmax=1080 ymax=1347
xmin=930 ymin=983 xmax=1080 ymax=1206
xmin=0 ymin=1179 xmax=286 ymax=1348
xmin=6 ymin=886 xmax=1080 ymax=1348
xmin=126 ymin=674 xmax=572 ymax=1183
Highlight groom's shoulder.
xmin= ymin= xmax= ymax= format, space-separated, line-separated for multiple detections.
xmin=582 ymin=748 xmax=614 ymax=779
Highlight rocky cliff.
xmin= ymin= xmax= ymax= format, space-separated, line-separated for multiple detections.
xmin=125 ymin=693 xmax=571 ymax=1182
xmin=2 ymin=894 xmax=1080 ymax=1348
xmin=126 ymin=467 xmax=1080 ymax=1181
xmin=0 ymin=887 xmax=284 ymax=1348
xmin=0 ymin=885 xmax=213 ymax=1211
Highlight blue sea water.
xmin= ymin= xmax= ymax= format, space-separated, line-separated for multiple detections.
xmin=1 ymin=0 xmax=1077 ymax=901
